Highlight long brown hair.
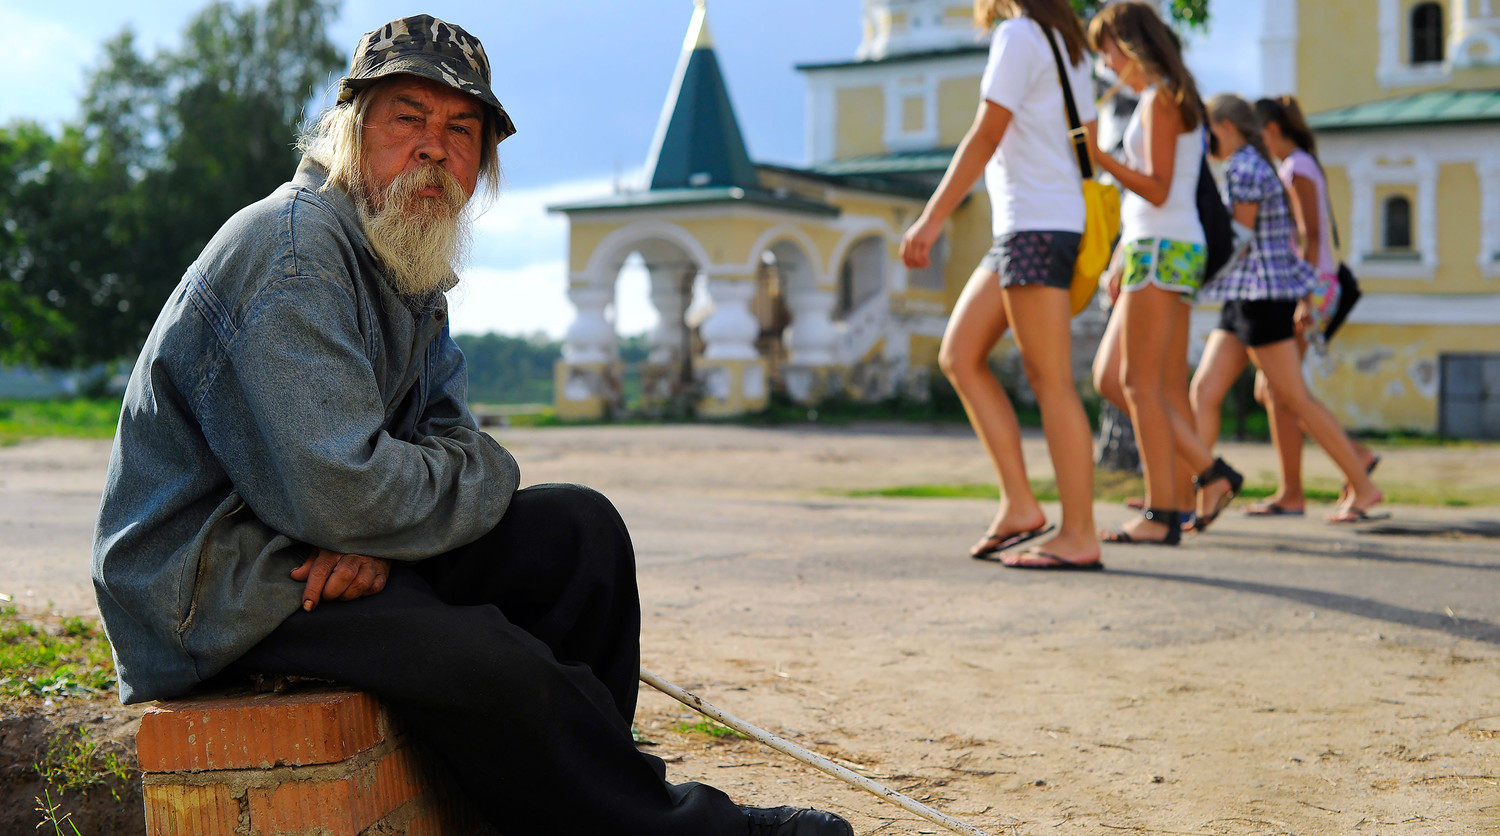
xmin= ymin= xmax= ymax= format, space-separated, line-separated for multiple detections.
xmin=1254 ymin=95 xmax=1318 ymax=162
xmin=1208 ymin=93 xmax=1277 ymax=172
xmin=1086 ymin=1 xmax=1202 ymax=131
xmin=975 ymin=0 xmax=1089 ymax=66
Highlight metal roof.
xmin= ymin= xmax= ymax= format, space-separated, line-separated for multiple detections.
xmin=550 ymin=187 xmax=842 ymax=217
xmin=796 ymin=45 xmax=988 ymax=72
xmin=1308 ymin=89 xmax=1500 ymax=131
xmin=809 ymin=148 xmax=957 ymax=177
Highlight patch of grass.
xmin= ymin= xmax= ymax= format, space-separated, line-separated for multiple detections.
xmin=673 ymin=718 xmax=748 ymax=740
xmin=0 ymin=399 xmax=120 ymax=446
xmin=34 ymin=789 xmax=83 ymax=836
xmin=36 ymin=726 xmax=130 ymax=801
xmin=839 ymin=472 xmax=1500 ymax=507
xmin=0 ymin=608 xmax=117 ymax=701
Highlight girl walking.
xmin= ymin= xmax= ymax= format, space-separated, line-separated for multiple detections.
xmin=1190 ymin=94 xmax=1384 ymax=524
xmin=1086 ymin=2 xmax=1243 ymax=544
xmin=1245 ymin=95 xmax=1380 ymax=517
xmin=901 ymin=0 xmax=1100 ymax=569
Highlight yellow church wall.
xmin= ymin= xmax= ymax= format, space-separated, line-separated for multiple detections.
xmin=1324 ymin=164 xmax=1352 ymax=260
xmin=943 ymin=194 xmax=993 ymax=309
xmin=937 ymin=77 xmax=981 ymax=146
xmin=1296 ymin=1 xmax=1381 ymax=113
xmin=1437 ymin=162 xmax=1484 ymax=292
xmin=837 ymin=86 xmax=886 ymax=159
xmin=1312 ymin=322 xmax=1498 ymax=432
xmin=566 ymin=221 xmax=622 ymax=274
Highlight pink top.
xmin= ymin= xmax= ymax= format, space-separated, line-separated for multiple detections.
xmin=1277 ymin=149 xmax=1336 ymax=276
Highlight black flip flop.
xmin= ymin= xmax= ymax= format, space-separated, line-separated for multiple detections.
xmin=1244 ymin=503 xmax=1305 ymax=517
xmin=1000 ymin=550 xmax=1104 ymax=571
xmin=970 ymin=524 xmax=1055 ymax=560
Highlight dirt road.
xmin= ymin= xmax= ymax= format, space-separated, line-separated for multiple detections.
xmin=2 ymin=426 xmax=1497 ymax=834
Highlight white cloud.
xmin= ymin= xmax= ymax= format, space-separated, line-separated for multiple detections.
xmin=0 ymin=9 xmax=93 ymax=126
xmin=453 ymin=173 xmax=658 ymax=339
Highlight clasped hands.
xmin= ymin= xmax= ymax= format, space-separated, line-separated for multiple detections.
xmin=291 ymin=548 xmax=391 ymax=611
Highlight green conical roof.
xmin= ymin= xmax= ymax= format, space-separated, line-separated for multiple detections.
xmin=644 ymin=3 xmax=759 ymax=192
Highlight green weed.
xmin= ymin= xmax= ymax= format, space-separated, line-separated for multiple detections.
xmin=674 ymin=718 xmax=748 ymax=740
xmin=34 ymin=789 xmax=83 ymax=836
xmin=0 ymin=608 xmax=117 ymax=700
xmin=36 ymin=726 xmax=130 ymax=801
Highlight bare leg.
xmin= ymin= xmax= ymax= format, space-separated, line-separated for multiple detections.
xmin=1165 ymin=301 xmax=1200 ymax=515
xmin=1248 ymin=339 xmax=1383 ymax=517
xmin=939 ymin=267 xmax=1046 ymax=553
xmin=998 ymin=284 xmax=1100 ymax=564
xmin=1092 ymin=306 xmax=1126 ymax=411
xmin=1256 ymin=365 xmax=1307 ymax=512
xmin=1190 ymin=329 xmax=1250 ymax=450
xmin=1111 ymin=285 xmax=1183 ymax=542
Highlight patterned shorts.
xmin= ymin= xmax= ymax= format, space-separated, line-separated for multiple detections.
xmin=1306 ymin=270 xmax=1341 ymax=337
xmin=979 ymin=230 xmax=1082 ymax=291
xmin=1122 ymin=238 xmax=1206 ymax=298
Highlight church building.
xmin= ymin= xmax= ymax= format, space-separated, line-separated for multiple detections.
xmin=1264 ymin=0 xmax=1500 ymax=436
xmin=551 ymin=0 xmax=990 ymax=419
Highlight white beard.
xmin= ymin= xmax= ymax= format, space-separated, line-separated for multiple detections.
xmin=359 ymin=165 xmax=472 ymax=299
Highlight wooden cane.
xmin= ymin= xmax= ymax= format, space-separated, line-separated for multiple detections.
xmin=639 ymin=668 xmax=994 ymax=836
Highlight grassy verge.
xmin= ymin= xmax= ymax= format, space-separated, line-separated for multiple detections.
xmin=0 ymin=399 xmax=120 ymax=446
xmin=0 ymin=608 xmax=117 ymax=701
xmin=840 ymin=472 xmax=1499 ymax=508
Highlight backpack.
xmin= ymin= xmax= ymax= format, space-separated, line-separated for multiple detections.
xmin=1197 ymin=151 xmax=1234 ymax=283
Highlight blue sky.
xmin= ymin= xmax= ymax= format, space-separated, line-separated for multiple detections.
xmin=1 ymin=0 xmax=1263 ymax=338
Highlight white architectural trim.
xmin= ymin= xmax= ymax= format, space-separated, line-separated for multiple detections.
xmin=1377 ymin=0 xmax=1454 ymax=88
xmin=1260 ymin=0 xmax=1299 ymax=96
xmin=746 ymin=223 xmax=829 ymax=288
xmin=1347 ymin=292 xmax=1500 ymax=325
xmin=885 ymin=72 xmax=939 ymax=152
xmin=1480 ymin=154 xmax=1500 ymax=278
xmin=1344 ymin=152 xmax=1439 ymax=279
xmin=800 ymin=50 xmax=988 ymax=165
xmin=579 ymin=220 xmax=715 ymax=285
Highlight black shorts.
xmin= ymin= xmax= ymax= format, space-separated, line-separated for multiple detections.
xmin=979 ymin=230 xmax=1080 ymax=291
xmin=1217 ymin=299 xmax=1298 ymax=347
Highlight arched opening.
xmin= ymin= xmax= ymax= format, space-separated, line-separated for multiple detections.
xmin=1411 ymin=2 xmax=1445 ymax=64
xmin=906 ymin=232 xmax=948 ymax=293
xmin=836 ymin=236 xmax=888 ymax=320
xmin=1382 ymin=195 xmax=1413 ymax=251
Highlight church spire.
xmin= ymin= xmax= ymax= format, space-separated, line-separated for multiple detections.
xmin=644 ymin=1 xmax=759 ymax=191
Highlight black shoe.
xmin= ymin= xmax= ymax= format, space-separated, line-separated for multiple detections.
xmin=742 ymin=805 xmax=854 ymax=836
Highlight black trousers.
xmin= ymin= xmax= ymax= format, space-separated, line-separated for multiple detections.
xmin=229 ymin=483 xmax=743 ymax=836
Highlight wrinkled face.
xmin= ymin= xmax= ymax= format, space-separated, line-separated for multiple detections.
xmin=361 ymin=75 xmax=484 ymax=209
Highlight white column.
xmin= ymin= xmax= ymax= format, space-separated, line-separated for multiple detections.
xmin=783 ymin=290 xmax=838 ymax=366
xmin=1259 ymin=0 xmax=1300 ymax=96
xmin=562 ymin=281 xmax=616 ymax=364
xmin=647 ymin=265 xmax=691 ymax=364
xmin=699 ymin=276 xmax=760 ymax=361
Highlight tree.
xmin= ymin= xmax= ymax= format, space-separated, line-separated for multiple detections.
xmin=0 ymin=0 xmax=342 ymax=369
xmin=1072 ymin=0 xmax=1212 ymax=30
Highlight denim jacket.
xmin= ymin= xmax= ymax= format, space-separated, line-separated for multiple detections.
xmin=92 ymin=158 xmax=519 ymax=704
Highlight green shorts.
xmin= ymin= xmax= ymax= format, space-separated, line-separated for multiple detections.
xmin=1122 ymin=238 xmax=1206 ymax=298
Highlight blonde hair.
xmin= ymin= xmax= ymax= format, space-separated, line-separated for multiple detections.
xmin=974 ymin=0 xmax=1088 ymax=65
xmin=299 ymin=78 xmax=503 ymax=204
xmin=1087 ymin=1 xmax=1202 ymax=131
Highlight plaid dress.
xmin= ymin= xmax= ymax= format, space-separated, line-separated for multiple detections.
xmin=1200 ymin=145 xmax=1318 ymax=302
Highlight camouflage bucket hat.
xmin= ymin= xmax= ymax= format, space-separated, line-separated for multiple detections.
xmin=338 ymin=15 xmax=517 ymax=143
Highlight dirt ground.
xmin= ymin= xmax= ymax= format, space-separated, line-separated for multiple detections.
xmin=2 ymin=426 xmax=1498 ymax=835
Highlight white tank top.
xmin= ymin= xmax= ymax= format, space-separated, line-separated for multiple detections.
xmin=1120 ymin=87 xmax=1205 ymax=245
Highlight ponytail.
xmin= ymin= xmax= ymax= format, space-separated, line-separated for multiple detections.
xmin=1253 ymin=95 xmax=1319 ymax=164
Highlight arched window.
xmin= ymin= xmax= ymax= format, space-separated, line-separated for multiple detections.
xmin=1383 ymin=195 xmax=1413 ymax=250
xmin=1411 ymin=2 xmax=1445 ymax=64
xmin=836 ymin=236 xmax=887 ymax=319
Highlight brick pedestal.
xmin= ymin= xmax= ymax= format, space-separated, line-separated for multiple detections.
xmin=137 ymin=686 xmax=482 ymax=836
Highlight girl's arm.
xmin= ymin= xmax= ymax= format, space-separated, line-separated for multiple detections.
xmin=901 ymin=100 xmax=1012 ymax=268
xmin=1093 ymin=89 xmax=1182 ymax=207
xmin=1287 ymin=174 xmax=1322 ymax=268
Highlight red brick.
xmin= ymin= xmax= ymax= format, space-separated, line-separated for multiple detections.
xmin=137 ymin=688 xmax=384 ymax=772
xmin=143 ymin=782 xmax=240 ymax=836
xmin=245 ymin=744 xmax=423 ymax=836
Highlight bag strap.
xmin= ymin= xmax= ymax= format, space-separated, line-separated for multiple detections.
xmin=1042 ymin=24 xmax=1094 ymax=181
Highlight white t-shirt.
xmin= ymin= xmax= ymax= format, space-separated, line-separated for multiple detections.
xmin=979 ymin=17 xmax=1098 ymax=236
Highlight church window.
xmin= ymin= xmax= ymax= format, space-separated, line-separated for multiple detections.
xmin=837 ymin=237 xmax=887 ymax=319
xmin=1382 ymin=195 xmax=1413 ymax=250
xmin=1410 ymin=2 xmax=1445 ymax=64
